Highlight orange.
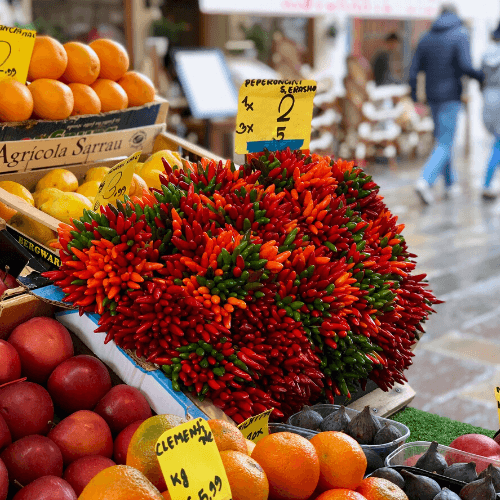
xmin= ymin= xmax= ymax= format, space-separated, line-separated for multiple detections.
xmin=29 ymin=79 xmax=74 ymax=120
xmin=90 ymin=38 xmax=130 ymax=81
xmin=129 ymin=173 xmax=148 ymax=197
xmin=0 ymin=180 xmax=35 ymax=222
xmin=246 ymin=439 xmax=256 ymax=456
xmin=207 ymin=419 xmax=247 ymax=454
xmin=28 ymin=36 xmax=68 ymax=81
xmin=91 ymin=79 xmax=128 ymax=112
xmin=0 ymin=80 xmax=33 ymax=122
xmin=356 ymin=477 xmax=408 ymax=500
xmin=62 ymin=41 xmax=100 ymax=85
xmin=126 ymin=414 xmax=186 ymax=492
xmin=252 ymin=432 xmax=320 ymax=500
xmin=118 ymin=71 xmax=155 ymax=107
xmin=68 ymin=83 xmax=101 ymax=116
xmin=161 ymin=492 xmax=171 ymax=500
xmin=310 ymin=431 xmax=367 ymax=493
xmin=79 ymin=465 xmax=164 ymax=500
xmin=316 ymin=490 xmax=368 ymax=500
xmin=220 ymin=450 xmax=269 ymax=500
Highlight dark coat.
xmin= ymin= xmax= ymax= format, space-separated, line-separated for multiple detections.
xmin=409 ymin=12 xmax=484 ymax=103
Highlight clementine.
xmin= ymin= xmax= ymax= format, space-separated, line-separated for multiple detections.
xmin=316 ymin=489 xmax=368 ymax=500
xmin=207 ymin=419 xmax=247 ymax=454
xmin=28 ymin=36 xmax=68 ymax=81
xmin=91 ymin=79 xmax=128 ymax=112
xmin=309 ymin=431 xmax=367 ymax=492
xmin=161 ymin=491 xmax=171 ymax=500
xmin=126 ymin=414 xmax=186 ymax=492
xmin=118 ymin=71 xmax=155 ymax=107
xmin=29 ymin=79 xmax=74 ymax=120
xmin=62 ymin=41 xmax=100 ymax=85
xmin=78 ymin=465 xmax=164 ymax=500
xmin=356 ymin=477 xmax=408 ymax=500
xmin=246 ymin=438 xmax=256 ymax=456
xmin=252 ymin=432 xmax=320 ymax=500
xmin=68 ymin=83 xmax=101 ymax=116
xmin=0 ymin=180 xmax=35 ymax=222
xmin=90 ymin=38 xmax=130 ymax=81
xmin=0 ymin=80 xmax=33 ymax=122
xmin=220 ymin=450 xmax=269 ymax=500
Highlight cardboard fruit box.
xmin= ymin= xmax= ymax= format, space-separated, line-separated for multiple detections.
xmin=0 ymin=97 xmax=168 ymax=173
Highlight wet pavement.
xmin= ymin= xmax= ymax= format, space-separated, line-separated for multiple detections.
xmin=367 ymin=139 xmax=500 ymax=431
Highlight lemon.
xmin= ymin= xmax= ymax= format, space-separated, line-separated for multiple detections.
xmin=141 ymin=169 xmax=164 ymax=190
xmin=36 ymin=169 xmax=78 ymax=192
xmin=40 ymin=192 xmax=92 ymax=225
xmin=0 ymin=181 xmax=34 ymax=205
xmin=129 ymin=173 xmax=148 ymax=197
xmin=134 ymin=161 xmax=144 ymax=174
xmin=84 ymin=166 xmax=110 ymax=183
xmin=77 ymin=181 xmax=101 ymax=199
xmin=32 ymin=188 xmax=64 ymax=209
xmin=140 ymin=150 xmax=182 ymax=178
xmin=9 ymin=213 xmax=57 ymax=246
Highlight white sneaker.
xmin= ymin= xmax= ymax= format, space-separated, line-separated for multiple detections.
xmin=444 ymin=184 xmax=462 ymax=199
xmin=482 ymin=188 xmax=497 ymax=200
xmin=415 ymin=179 xmax=434 ymax=205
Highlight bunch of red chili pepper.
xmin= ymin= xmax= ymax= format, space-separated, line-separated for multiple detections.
xmin=43 ymin=149 xmax=441 ymax=423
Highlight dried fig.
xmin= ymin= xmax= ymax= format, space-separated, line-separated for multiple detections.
xmin=401 ymin=469 xmax=441 ymax=500
xmin=434 ymin=488 xmax=462 ymax=500
xmin=460 ymin=475 xmax=496 ymax=500
xmin=294 ymin=405 xmax=323 ymax=430
xmin=443 ymin=463 xmax=478 ymax=483
xmin=370 ymin=467 xmax=405 ymax=489
xmin=415 ymin=441 xmax=448 ymax=474
xmin=373 ymin=422 xmax=403 ymax=445
xmin=346 ymin=406 xmax=382 ymax=444
xmin=319 ymin=406 xmax=351 ymax=432
xmin=478 ymin=464 xmax=500 ymax=492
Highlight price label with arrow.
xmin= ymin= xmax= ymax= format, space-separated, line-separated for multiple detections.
xmin=234 ymin=79 xmax=317 ymax=155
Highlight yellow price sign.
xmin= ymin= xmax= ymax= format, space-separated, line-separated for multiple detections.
xmin=93 ymin=151 xmax=141 ymax=211
xmin=234 ymin=79 xmax=317 ymax=155
xmin=156 ymin=418 xmax=232 ymax=500
xmin=237 ymin=408 xmax=274 ymax=443
xmin=0 ymin=25 xmax=36 ymax=83
xmin=495 ymin=387 xmax=500 ymax=426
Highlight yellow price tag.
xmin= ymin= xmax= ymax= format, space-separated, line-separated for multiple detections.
xmin=93 ymin=151 xmax=141 ymax=211
xmin=495 ymin=387 xmax=500 ymax=426
xmin=234 ymin=80 xmax=317 ymax=155
xmin=0 ymin=25 xmax=36 ymax=83
xmin=156 ymin=418 xmax=232 ymax=500
xmin=237 ymin=408 xmax=274 ymax=443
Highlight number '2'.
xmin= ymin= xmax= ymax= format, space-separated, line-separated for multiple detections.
xmin=277 ymin=94 xmax=295 ymax=122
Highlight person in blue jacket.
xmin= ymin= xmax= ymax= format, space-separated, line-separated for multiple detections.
xmin=409 ymin=4 xmax=484 ymax=204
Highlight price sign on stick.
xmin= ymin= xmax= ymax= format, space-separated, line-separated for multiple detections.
xmin=93 ymin=151 xmax=141 ymax=211
xmin=495 ymin=387 xmax=500 ymax=426
xmin=0 ymin=25 xmax=36 ymax=83
xmin=237 ymin=408 xmax=274 ymax=443
xmin=156 ymin=418 xmax=233 ymax=500
xmin=235 ymin=80 xmax=316 ymax=155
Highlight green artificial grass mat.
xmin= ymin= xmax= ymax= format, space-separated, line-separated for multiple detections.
xmin=390 ymin=407 xmax=497 ymax=445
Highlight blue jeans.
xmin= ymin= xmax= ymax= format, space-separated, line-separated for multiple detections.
xmin=484 ymin=138 xmax=500 ymax=189
xmin=421 ymin=101 xmax=462 ymax=187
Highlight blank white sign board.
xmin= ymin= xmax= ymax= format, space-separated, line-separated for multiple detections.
xmin=173 ymin=49 xmax=238 ymax=119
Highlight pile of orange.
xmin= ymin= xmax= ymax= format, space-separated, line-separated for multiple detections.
xmin=76 ymin=414 xmax=410 ymax=500
xmin=0 ymin=35 xmax=156 ymax=123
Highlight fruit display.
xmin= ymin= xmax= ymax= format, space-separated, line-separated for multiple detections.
xmin=41 ymin=148 xmax=440 ymax=423
xmin=0 ymin=267 xmax=18 ymax=298
xmin=0 ymin=36 xmax=156 ymax=124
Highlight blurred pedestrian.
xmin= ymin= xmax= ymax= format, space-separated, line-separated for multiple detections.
xmin=372 ymin=33 xmax=401 ymax=86
xmin=409 ymin=3 xmax=484 ymax=204
xmin=481 ymin=22 xmax=500 ymax=200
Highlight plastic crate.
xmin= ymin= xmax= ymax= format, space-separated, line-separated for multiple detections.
xmin=385 ymin=441 xmax=500 ymax=473
xmin=288 ymin=404 xmax=410 ymax=459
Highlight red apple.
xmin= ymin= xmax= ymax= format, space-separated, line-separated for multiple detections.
xmin=12 ymin=476 xmax=76 ymax=500
xmin=63 ymin=455 xmax=115 ymax=496
xmin=1 ymin=435 xmax=63 ymax=486
xmin=47 ymin=355 xmax=111 ymax=414
xmin=94 ymin=385 xmax=152 ymax=435
xmin=0 ymin=381 xmax=54 ymax=440
xmin=0 ymin=269 xmax=17 ymax=289
xmin=0 ymin=414 xmax=11 ymax=453
xmin=113 ymin=420 xmax=145 ymax=465
xmin=48 ymin=410 xmax=113 ymax=466
xmin=8 ymin=317 xmax=74 ymax=385
xmin=0 ymin=340 xmax=21 ymax=385
xmin=0 ymin=458 xmax=8 ymax=500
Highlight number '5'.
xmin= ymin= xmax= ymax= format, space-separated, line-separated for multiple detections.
xmin=198 ymin=488 xmax=209 ymax=500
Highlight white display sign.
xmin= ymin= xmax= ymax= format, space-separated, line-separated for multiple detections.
xmin=199 ymin=0 xmax=498 ymax=19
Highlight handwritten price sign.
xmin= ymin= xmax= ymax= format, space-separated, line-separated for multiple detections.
xmin=235 ymin=79 xmax=316 ymax=155
xmin=495 ymin=387 xmax=500 ymax=427
xmin=0 ymin=25 xmax=36 ymax=84
xmin=93 ymin=151 xmax=141 ymax=211
xmin=237 ymin=408 xmax=273 ymax=443
xmin=156 ymin=418 xmax=232 ymax=500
